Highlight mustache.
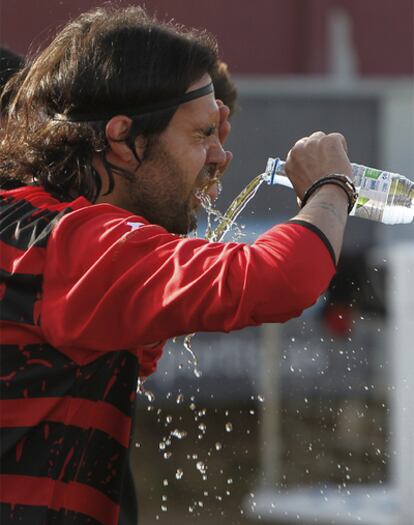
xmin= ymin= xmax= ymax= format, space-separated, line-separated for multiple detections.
xmin=197 ymin=164 xmax=218 ymax=185
xmin=195 ymin=165 xmax=222 ymax=203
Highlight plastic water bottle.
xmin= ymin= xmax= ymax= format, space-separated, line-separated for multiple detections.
xmin=264 ymin=158 xmax=414 ymax=225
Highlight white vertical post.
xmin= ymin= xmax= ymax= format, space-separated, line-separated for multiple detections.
xmin=327 ymin=7 xmax=358 ymax=82
xmin=259 ymin=323 xmax=281 ymax=488
xmin=388 ymin=243 xmax=414 ymax=525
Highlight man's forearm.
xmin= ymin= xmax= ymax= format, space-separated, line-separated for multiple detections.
xmin=292 ymin=185 xmax=349 ymax=264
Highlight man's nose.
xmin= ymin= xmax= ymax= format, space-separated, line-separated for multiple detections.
xmin=206 ymin=141 xmax=227 ymax=168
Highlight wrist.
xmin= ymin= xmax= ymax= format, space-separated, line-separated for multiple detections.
xmin=310 ymin=184 xmax=349 ymax=208
xmin=300 ymin=174 xmax=358 ymax=214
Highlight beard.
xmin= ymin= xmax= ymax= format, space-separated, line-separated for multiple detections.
xmin=124 ymin=139 xmax=205 ymax=235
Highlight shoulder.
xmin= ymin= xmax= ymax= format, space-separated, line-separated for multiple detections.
xmin=54 ymin=202 xmax=152 ymax=237
xmin=48 ymin=201 xmax=180 ymax=260
xmin=0 ymin=185 xmax=88 ymax=213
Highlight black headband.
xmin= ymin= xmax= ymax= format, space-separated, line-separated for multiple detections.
xmin=52 ymin=82 xmax=214 ymax=123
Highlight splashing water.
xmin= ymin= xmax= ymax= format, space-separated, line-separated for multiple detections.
xmin=182 ymin=174 xmax=267 ymax=375
xmin=183 ymin=333 xmax=202 ymax=378
xmin=206 ymin=174 xmax=265 ymax=243
xmin=196 ymin=189 xmax=244 ymax=243
xmin=195 ymin=174 xmax=266 ymax=243
xmin=136 ymin=376 xmax=155 ymax=402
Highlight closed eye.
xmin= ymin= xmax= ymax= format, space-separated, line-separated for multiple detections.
xmin=199 ymin=124 xmax=217 ymax=138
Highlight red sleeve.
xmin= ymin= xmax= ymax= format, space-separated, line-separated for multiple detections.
xmin=41 ymin=204 xmax=336 ymax=351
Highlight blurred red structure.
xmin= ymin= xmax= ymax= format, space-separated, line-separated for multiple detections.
xmin=2 ymin=0 xmax=413 ymax=76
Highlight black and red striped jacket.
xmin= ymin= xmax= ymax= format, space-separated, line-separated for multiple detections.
xmin=0 ymin=186 xmax=144 ymax=525
xmin=1 ymin=184 xmax=337 ymax=524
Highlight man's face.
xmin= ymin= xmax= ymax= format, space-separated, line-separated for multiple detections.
xmin=125 ymin=74 xmax=226 ymax=234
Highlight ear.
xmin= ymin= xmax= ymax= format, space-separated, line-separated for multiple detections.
xmin=105 ymin=116 xmax=146 ymax=164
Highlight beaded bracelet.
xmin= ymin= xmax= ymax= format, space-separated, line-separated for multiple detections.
xmin=300 ymin=174 xmax=358 ymax=214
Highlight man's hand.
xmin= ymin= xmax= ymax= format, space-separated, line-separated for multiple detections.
xmin=285 ymin=131 xmax=352 ymax=200
xmin=286 ymin=131 xmax=352 ymax=263
xmin=217 ymin=100 xmax=231 ymax=144
xmin=216 ymin=99 xmax=233 ymax=177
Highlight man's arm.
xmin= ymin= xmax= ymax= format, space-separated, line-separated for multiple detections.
xmin=40 ymin=208 xmax=336 ymax=350
xmin=294 ymin=186 xmax=348 ymax=263
xmin=283 ymin=131 xmax=351 ymax=263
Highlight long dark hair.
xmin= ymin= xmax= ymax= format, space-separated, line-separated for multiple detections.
xmin=0 ymin=6 xmax=218 ymax=201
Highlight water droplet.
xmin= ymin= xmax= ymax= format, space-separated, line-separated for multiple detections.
xmin=136 ymin=378 xmax=155 ymax=402
xmin=215 ymin=442 xmax=222 ymax=451
xmin=176 ymin=394 xmax=184 ymax=404
xmin=225 ymin=422 xmax=233 ymax=432
xmin=176 ymin=469 xmax=183 ymax=479
xmin=145 ymin=390 xmax=155 ymax=402
xmin=171 ymin=429 xmax=187 ymax=439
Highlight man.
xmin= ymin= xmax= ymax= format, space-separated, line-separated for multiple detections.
xmin=0 ymin=5 xmax=355 ymax=525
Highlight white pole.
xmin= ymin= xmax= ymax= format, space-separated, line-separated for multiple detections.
xmin=388 ymin=243 xmax=414 ymax=525
xmin=259 ymin=323 xmax=282 ymax=488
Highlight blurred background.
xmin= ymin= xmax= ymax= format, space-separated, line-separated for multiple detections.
xmin=2 ymin=1 xmax=413 ymax=523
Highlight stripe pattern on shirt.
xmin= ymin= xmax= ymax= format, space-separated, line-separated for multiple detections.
xmin=0 ymin=188 xmax=139 ymax=525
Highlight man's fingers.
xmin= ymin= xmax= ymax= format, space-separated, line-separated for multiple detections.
xmin=293 ymin=131 xmax=348 ymax=154
xmin=328 ymin=132 xmax=348 ymax=153
xmin=309 ymin=131 xmax=326 ymax=139
xmin=217 ymin=102 xmax=231 ymax=145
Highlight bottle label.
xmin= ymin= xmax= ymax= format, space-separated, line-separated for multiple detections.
xmin=352 ymin=168 xmax=391 ymax=221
